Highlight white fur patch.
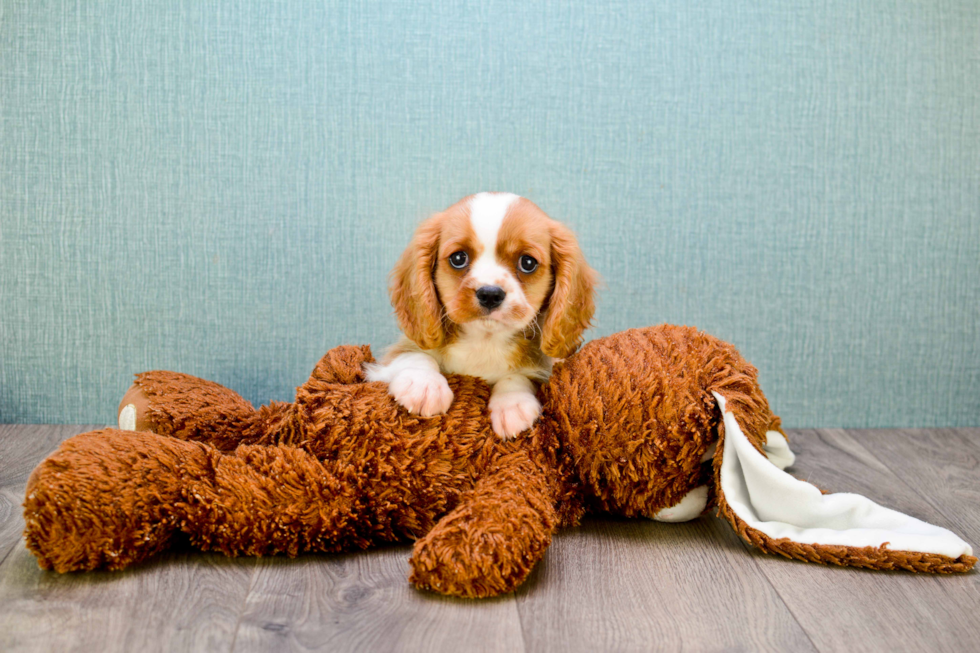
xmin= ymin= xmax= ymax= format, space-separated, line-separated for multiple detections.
xmin=466 ymin=192 xmax=532 ymax=328
xmin=469 ymin=192 xmax=518 ymax=258
xmin=438 ymin=322 xmax=530 ymax=383
xmin=468 ymin=192 xmax=518 ymax=286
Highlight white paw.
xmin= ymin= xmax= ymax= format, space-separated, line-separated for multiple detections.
xmin=388 ymin=369 xmax=454 ymax=417
xmin=489 ymin=392 xmax=541 ymax=439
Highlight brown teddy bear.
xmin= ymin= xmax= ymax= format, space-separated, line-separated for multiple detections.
xmin=23 ymin=325 xmax=975 ymax=598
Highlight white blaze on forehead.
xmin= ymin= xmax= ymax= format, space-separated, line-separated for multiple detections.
xmin=468 ymin=192 xmax=519 ymax=285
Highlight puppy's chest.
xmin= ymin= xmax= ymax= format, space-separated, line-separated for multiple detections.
xmin=438 ymin=333 xmax=528 ymax=384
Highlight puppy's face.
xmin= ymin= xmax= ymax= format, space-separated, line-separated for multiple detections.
xmin=434 ymin=193 xmax=552 ymax=331
xmin=390 ymin=193 xmax=597 ymax=358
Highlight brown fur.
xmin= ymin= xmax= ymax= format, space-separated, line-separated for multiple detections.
xmin=539 ymin=219 xmax=597 ymax=358
xmin=389 ymin=214 xmax=449 ymax=349
xmin=23 ymin=325 xmax=975 ymax=598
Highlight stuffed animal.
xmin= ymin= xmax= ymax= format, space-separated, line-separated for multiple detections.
xmin=23 ymin=325 xmax=975 ymax=598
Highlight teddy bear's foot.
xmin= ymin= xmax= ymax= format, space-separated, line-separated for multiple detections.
xmin=409 ymin=456 xmax=558 ymax=598
xmin=24 ymin=429 xmax=189 ymax=572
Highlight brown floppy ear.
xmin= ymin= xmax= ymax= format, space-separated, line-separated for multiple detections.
xmin=541 ymin=221 xmax=598 ymax=359
xmin=389 ymin=214 xmax=447 ymax=350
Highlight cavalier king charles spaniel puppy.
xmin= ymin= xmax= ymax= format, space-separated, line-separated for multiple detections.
xmin=366 ymin=192 xmax=597 ymax=438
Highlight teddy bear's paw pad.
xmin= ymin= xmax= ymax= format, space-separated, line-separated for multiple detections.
xmin=489 ymin=392 xmax=541 ymax=439
xmin=652 ymin=485 xmax=708 ymax=523
xmin=389 ymin=369 xmax=454 ymax=418
xmin=117 ymin=384 xmax=155 ymax=433
xmin=119 ymin=404 xmax=137 ymax=431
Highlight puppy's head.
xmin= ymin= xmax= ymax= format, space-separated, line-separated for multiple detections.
xmin=390 ymin=192 xmax=597 ymax=357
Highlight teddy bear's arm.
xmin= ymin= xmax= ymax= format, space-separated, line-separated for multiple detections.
xmin=118 ymin=371 xmax=263 ymax=451
xmin=115 ymin=345 xmax=376 ymax=452
xmin=408 ymin=452 xmax=559 ymax=598
xmin=302 ymin=344 xmax=374 ymax=386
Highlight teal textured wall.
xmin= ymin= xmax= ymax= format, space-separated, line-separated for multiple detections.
xmin=2 ymin=1 xmax=978 ymax=426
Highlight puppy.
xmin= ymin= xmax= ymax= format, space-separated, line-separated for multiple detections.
xmin=366 ymin=192 xmax=597 ymax=438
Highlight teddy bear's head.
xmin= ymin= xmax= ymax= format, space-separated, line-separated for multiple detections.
xmin=537 ymin=326 xmax=720 ymax=520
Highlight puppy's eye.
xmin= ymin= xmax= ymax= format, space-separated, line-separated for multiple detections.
xmin=449 ymin=251 xmax=469 ymax=269
xmin=518 ymin=255 xmax=538 ymax=274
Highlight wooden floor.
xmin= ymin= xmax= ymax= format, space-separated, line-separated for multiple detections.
xmin=0 ymin=424 xmax=977 ymax=652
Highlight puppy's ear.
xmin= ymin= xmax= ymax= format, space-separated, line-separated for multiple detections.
xmin=389 ymin=214 xmax=447 ymax=350
xmin=541 ymin=221 xmax=598 ymax=359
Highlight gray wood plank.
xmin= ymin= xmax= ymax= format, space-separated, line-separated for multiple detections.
xmin=737 ymin=429 xmax=980 ymax=653
xmin=0 ymin=424 xmax=97 ymax=487
xmin=232 ymin=546 xmax=526 ymax=653
xmin=0 ymin=545 xmax=256 ymax=653
xmin=514 ymin=516 xmax=817 ymax=653
xmin=0 ymin=487 xmax=29 ymax=568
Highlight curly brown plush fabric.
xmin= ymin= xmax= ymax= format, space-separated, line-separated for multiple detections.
xmin=23 ymin=325 xmax=976 ymax=597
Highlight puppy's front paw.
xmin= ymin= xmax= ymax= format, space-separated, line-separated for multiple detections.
xmin=389 ymin=369 xmax=454 ymax=417
xmin=489 ymin=392 xmax=541 ymax=439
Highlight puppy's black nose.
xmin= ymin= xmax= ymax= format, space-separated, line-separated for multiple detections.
xmin=476 ymin=286 xmax=506 ymax=310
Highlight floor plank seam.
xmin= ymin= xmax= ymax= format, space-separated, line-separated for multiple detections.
xmin=513 ymin=592 xmax=531 ymax=653
xmin=226 ymin=559 xmax=260 ymax=653
xmin=747 ymin=548 xmax=822 ymax=653
xmin=0 ymin=484 xmax=26 ymax=570
xmin=0 ymin=533 xmax=22 ymax=569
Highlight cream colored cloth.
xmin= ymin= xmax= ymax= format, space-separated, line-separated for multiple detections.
xmin=714 ymin=392 xmax=972 ymax=559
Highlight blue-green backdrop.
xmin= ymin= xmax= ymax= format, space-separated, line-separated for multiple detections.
xmin=2 ymin=1 xmax=978 ymax=426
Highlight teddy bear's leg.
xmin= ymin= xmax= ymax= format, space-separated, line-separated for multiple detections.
xmin=174 ymin=442 xmax=386 ymax=557
xmin=117 ymin=371 xmax=262 ymax=451
xmin=409 ymin=454 xmax=559 ymax=598
xmin=24 ymin=429 xmax=208 ymax=572
xmin=25 ymin=429 xmax=394 ymax=572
